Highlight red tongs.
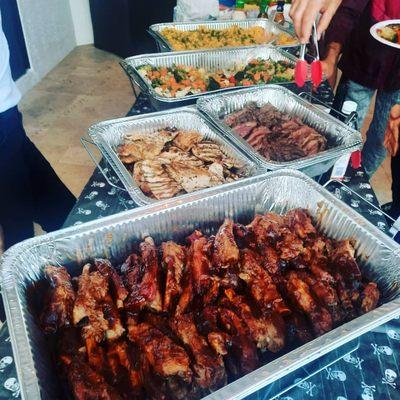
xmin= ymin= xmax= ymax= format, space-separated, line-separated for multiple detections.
xmin=295 ymin=22 xmax=323 ymax=88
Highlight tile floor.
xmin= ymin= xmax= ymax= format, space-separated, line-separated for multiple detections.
xmin=17 ymin=45 xmax=395 ymax=209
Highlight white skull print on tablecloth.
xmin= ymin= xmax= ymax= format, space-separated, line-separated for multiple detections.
xmin=4 ymin=377 xmax=20 ymax=398
xmin=294 ymin=379 xmax=316 ymax=396
xmin=84 ymin=191 xmax=98 ymax=201
xmin=95 ymin=200 xmax=109 ymax=211
xmin=343 ymin=354 xmax=364 ymax=369
xmin=382 ymin=368 xmax=397 ymax=388
xmin=371 ymin=343 xmax=393 ymax=356
xmin=336 ymin=397 xmax=348 ymax=400
xmin=361 ymin=382 xmax=376 ymax=400
xmin=387 ymin=329 xmax=400 ymax=341
xmin=0 ymin=356 xmax=12 ymax=372
xmin=350 ymin=199 xmax=360 ymax=208
xmin=326 ymin=367 xmax=347 ymax=381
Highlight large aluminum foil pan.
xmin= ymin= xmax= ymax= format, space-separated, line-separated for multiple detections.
xmin=148 ymin=18 xmax=298 ymax=52
xmin=197 ymin=85 xmax=362 ymax=177
xmin=2 ymin=169 xmax=400 ymax=400
xmin=88 ymin=106 xmax=259 ymax=206
xmin=120 ymin=46 xmax=299 ymax=111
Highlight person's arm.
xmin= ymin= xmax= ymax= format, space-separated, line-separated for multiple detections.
xmin=384 ymin=105 xmax=400 ymax=157
xmin=290 ymin=0 xmax=342 ymax=43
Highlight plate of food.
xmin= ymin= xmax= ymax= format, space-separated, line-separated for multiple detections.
xmin=370 ymin=19 xmax=400 ymax=49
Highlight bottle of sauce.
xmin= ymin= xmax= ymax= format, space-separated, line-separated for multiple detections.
xmin=274 ymin=0 xmax=285 ymax=25
xmin=232 ymin=0 xmax=247 ymax=20
xmin=258 ymin=0 xmax=269 ymax=18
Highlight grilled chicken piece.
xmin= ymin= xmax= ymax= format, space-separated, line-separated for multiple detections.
xmin=330 ymin=240 xmax=362 ymax=282
xmin=218 ymin=308 xmax=259 ymax=375
xmin=284 ymin=209 xmax=317 ymax=239
xmin=165 ymin=161 xmax=223 ymax=193
xmin=41 ymin=265 xmax=75 ymax=334
xmin=191 ymin=141 xmax=225 ymax=163
xmin=119 ymin=130 xmax=177 ymax=163
xmin=73 ymin=264 xmax=109 ymax=342
xmin=127 ymin=319 xmax=192 ymax=383
xmin=95 ymin=259 xmax=128 ymax=309
xmin=106 ymin=340 xmax=143 ymax=395
xmin=134 ymin=160 xmax=182 ymax=200
xmin=172 ymin=313 xmax=226 ymax=390
xmin=295 ymin=271 xmax=345 ymax=325
xmin=208 ymin=162 xmax=225 ymax=182
xmin=360 ymin=282 xmax=380 ymax=314
xmin=223 ymin=289 xmax=285 ymax=352
xmin=158 ymin=147 xmax=204 ymax=167
xmin=67 ymin=357 xmax=122 ymax=400
xmin=124 ymin=237 xmax=163 ymax=312
xmin=239 ymin=250 xmax=290 ymax=315
xmin=285 ymin=271 xmax=333 ymax=336
xmin=162 ymin=241 xmax=187 ymax=313
xmin=173 ymin=130 xmax=203 ymax=152
xmin=213 ymin=219 xmax=240 ymax=268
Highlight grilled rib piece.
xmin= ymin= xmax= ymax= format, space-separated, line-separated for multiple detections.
xmin=95 ymin=259 xmax=128 ymax=309
xmin=285 ymin=271 xmax=333 ymax=336
xmin=360 ymin=282 xmax=380 ymax=314
xmin=162 ymin=241 xmax=187 ymax=313
xmin=213 ymin=219 xmax=240 ymax=268
xmin=67 ymin=357 xmax=122 ymax=400
xmin=172 ymin=313 xmax=226 ymax=390
xmin=330 ymin=240 xmax=362 ymax=282
xmin=106 ymin=340 xmax=143 ymax=395
xmin=285 ymin=311 xmax=314 ymax=344
xmin=218 ymin=308 xmax=259 ymax=375
xmin=124 ymin=237 xmax=162 ymax=312
xmin=102 ymin=295 xmax=125 ymax=341
xmin=73 ymin=264 xmax=109 ymax=343
xmin=127 ymin=318 xmax=192 ymax=383
xmin=248 ymin=213 xmax=284 ymax=246
xmin=223 ymin=289 xmax=285 ymax=352
xmin=239 ymin=249 xmax=290 ymax=315
xmin=41 ymin=265 xmax=75 ymax=334
xmin=283 ymin=209 xmax=317 ymax=240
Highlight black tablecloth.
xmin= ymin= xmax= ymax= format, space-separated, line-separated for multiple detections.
xmin=0 ymin=87 xmax=399 ymax=399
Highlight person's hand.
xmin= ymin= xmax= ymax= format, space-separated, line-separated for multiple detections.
xmin=384 ymin=105 xmax=400 ymax=157
xmin=290 ymin=0 xmax=342 ymax=43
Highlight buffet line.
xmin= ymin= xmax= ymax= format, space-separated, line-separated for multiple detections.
xmin=1 ymin=17 xmax=399 ymax=400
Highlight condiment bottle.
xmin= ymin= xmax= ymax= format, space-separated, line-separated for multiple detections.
xmin=341 ymin=100 xmax=362 ymax=169
xmin=232 ymin=0 xmax=247 ymax=20
xmin=258 ymin=0 xmax=270 ymax=18
xmin=274 ymin=0 xmax=285 ymax=25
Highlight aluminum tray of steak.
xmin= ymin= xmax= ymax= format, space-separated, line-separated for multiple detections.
xmin=88 ymin=106 xmax=259 ymax=206
xmin=2 ymin=170 xmax=400 ymax=400
xmin=120 ymin=46 xmax=299 ymax=111
xmin=197 ymin=85 xmax=362 ymax=177
xmin=148 ymin=19 xmax=298 ymax=52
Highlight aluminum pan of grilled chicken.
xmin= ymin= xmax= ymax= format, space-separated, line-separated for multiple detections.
xmin=197 ymin=85 xmax=363 ymax=177
xmin=88 ymin=106 xmax=259 ymax=206
xmin=120 ymin=46 xmax=299 ymax=111
xmin=148 ymin=18 xmax=298 ymax=52
xmin=2 ymin=169 xmax=400 ymax=400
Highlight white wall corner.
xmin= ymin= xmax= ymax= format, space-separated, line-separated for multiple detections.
xmin=69 ymin=0 xmax=94 ymax=46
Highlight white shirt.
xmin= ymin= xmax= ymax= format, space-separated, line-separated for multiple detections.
xmin=0 ymin=11 xmax=21 ymax=113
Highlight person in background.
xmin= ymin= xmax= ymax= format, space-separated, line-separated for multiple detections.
xmin=384 ymin=105 xmax=400 ymax=218
xmin=322 ymin=0 xmax=400 ymax=177
xmin=0 ymin=12 xmax=75 ymax=250
xmin=289 ymin=0 xmax=342 ymax=43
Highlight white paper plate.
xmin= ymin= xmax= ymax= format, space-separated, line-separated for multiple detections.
xmin=370 ymin=19 xmax=400 ymax=49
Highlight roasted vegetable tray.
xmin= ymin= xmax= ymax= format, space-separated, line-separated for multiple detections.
xmin=2 ymin=170 xmax=400 ymax=400
xmin=121 ymin=46 xmax=299 ymax=110
xmin=87 ymin=106 xmax=259 ymax=206
xmin=148 ymin=18 xmax=298 ymax=52
xmin=197 ymin=85 xmax=362 ymax=177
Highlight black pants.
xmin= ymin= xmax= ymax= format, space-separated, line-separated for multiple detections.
xmin=391 ymin=153 xmax=400 ymax=219
xmin=0 ymin=107 xmax=76 ymax=250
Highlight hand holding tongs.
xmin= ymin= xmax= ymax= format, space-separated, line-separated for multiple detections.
xmin=295 ymin=22 xmax=323 ymax=88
